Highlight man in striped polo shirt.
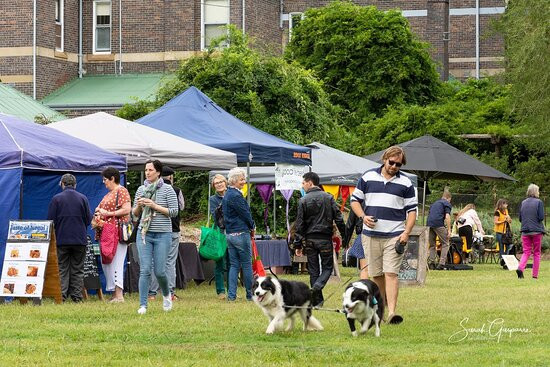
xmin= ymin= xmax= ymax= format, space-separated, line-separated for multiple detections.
xmin=351 ymin=146 xmax=417 ymax=325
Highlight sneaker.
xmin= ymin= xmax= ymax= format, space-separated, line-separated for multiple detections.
xmin=428 ymin=263 xmax=436 ymax=270
xmin=171 ymin=293 xmax=179 ymax=301
xmin=137 ymin=306 xmax=147 ymax=315
xmin=516 ymin=269 xmax=524 ymax=279
xmin=218 ymin=293 xmax=226 ymax=300
xmin=148 ymin=295 xmax=156 ymax=301
xmin=435 ymin=264 xmax=447 ymax=270
xmin=163 ymin=296 xmax=173 ymax=311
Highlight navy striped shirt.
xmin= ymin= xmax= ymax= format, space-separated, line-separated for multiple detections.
xmin=351 ymin=166 xmax=417 ymax=237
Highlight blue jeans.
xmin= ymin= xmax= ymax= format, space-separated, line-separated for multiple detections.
xmin=214 ymin=250 xmax=228 ymax=295
xmin=496 ymin=233 xmax=507 ymax=258
xmin=149 ymin=232 xmax=180 ymax=295
xmin=136 ymin=231 xmax=171 ymax=307
xmin=226 ymin=233 xmax=253 ymax=301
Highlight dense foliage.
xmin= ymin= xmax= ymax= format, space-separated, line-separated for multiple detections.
xmin=496 ymin=0 xmax=550 ymax=143
xmin=355 ymin=79 xmax=517 ymax=155
xmin=285 ymin=1 xmax=441 ymax=124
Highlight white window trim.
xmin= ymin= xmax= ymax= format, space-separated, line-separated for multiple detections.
xmin=93 ymin=0 xmax=112 ymax=54
xmin=288 ymin=12 xmax=304 ymax=42
xmin=201 ymin=0 xmax=230 ymax=50
xmin=55 ymin=0 xmax=64 ymax=52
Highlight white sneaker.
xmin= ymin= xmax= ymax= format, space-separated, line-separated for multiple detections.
xmin=163 ymin=295 xmax=173 ymax=312
xmin=137 ymin=306 xmax=147 ymax=315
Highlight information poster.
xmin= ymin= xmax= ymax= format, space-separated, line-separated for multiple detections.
xmin=275 ymin=164 xmax=310 ymax=190
xmin=1 ymin=220 xmax=52 ymax=298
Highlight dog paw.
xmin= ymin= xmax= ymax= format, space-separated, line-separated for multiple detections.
xmin=266 ymin=329 xmax=274 ymax=335
xmin=351 ymin=331 xmax=358 ymax=337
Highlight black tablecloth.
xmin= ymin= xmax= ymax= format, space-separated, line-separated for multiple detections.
xmin=124 ymin=242 xmax=205 ymax=293
xmin=255 ymin=240 xmax=291 ymax=267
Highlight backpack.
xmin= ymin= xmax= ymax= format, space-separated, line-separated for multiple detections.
xmin=214 ymin=203 xmax=225 ymax=230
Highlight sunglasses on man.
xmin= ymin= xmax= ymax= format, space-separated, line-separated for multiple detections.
xmin=388 ymin=160 xmax=403 ymax=167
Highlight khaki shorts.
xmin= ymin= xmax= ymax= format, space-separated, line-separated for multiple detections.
xmin=361 ymin=234 xmax=403 ymax=277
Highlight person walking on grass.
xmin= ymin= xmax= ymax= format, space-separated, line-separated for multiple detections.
xmin=350 ymin=146 xmax=417 ymax=325
xmin=294 ymin=172 xmax=346 ymax=308
xmin=427 ymin=190 xmax=452 ymax=270
xmin=516 ymin=184 xmax=545 ymax=280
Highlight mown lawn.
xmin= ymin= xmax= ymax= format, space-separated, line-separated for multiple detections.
xmin=1 ymin=262 xmax=548 ymax=366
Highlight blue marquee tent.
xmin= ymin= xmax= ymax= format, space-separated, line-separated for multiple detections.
xmin=136 ymin=86 xmax=312 ymax=165
xmin=0 ymin=113 xmax=127 ymax=272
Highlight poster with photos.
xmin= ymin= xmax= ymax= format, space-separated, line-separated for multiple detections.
xmin=2 ymin=220 xmax=51 ymax=298
xmin=5 ymin=242 xmax=48 ymax=262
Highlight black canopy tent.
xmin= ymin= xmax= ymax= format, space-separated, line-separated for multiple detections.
xmin=364 ymin=135 xmax=515 ymax=223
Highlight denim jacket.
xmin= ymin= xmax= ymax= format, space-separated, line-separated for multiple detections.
xmin=222 ymin=187 xmax=254 ymax=234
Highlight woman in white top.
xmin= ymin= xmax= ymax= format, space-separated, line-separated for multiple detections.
xmin=456 ymin=203 xmax=484 ymax=251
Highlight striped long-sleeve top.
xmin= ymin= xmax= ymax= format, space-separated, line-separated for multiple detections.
xmin=351 ymin=166 xmax=417 ymax=238
xmin=134 ymin=183 xmax=178 ymax=233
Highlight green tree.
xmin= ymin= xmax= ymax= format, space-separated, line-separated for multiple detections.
xmin=496 ymin=0 xmax=550 ymax=144
xmin=285 ymin=1 xmax=442 ymax=124
xmin=356 ymin=79 xmax=518 ymax=155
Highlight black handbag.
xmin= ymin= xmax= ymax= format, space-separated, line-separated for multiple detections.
xmin=501 ymin=222 xmax=513 ymax=245
xmin=115 ymin=189 xmax=135 ymax=245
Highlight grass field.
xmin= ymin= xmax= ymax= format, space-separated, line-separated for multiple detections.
xmin=1 ymin=262 xmax=548 ymax=366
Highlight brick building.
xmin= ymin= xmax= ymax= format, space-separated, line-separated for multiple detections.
xmin=0 ymin=0 xmax=506 ymax=104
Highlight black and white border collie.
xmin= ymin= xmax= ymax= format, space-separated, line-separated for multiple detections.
xmin=342 ymin=279 xmax=384 ymax=337
xmin=252 ymin=276 xmax=324 ymax=334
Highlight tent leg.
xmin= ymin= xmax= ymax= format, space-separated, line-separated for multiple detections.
xmin=247 ymin=162 xmax=251 ymax=205
xmin=207 ymin=179 xmax=211 ymax=227
xmin=422 ymin=180 xmax=427 ymax=226
xmin=273 ymin=189 xmax=276 ymax=236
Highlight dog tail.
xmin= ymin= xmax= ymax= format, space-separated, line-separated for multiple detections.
xmin=306 ymin=316 xmax=324 ymax=331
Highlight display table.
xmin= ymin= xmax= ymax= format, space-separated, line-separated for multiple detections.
xmin=255 ymin=240 xmax=291 ymax=274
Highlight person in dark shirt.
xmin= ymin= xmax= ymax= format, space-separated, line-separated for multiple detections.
xmin=427 ymin=190 xmax=452 ymax=270
xmin=209 ymin=174 xmax=228 ymax=300
xmin=294 ymin=172 xmax=345 ymax=307
xmin=47 ymin=174 xmax=92 ymax=302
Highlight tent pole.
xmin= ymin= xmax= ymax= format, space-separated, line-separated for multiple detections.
xmin=422 ymin=180 xmax=427 ymax=226
xmin=207 ymin=178 xmax=211 ymax=227
xmin=273 ymin=188 xmax=276 ymax=236
xmin=247 ymin=161 xmax=251 ymax=205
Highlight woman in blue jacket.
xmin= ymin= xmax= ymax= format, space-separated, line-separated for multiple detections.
xmin=517 ymin=184 xmax=545 ymax=279
xmin=222 ymin=168 xmax=255 ymax=301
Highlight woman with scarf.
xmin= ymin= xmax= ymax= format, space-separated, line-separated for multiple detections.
xmin=132 ymin=160 xmax=179 ymax=315
xmin=93 ymin=167 xmax=131 ymax=303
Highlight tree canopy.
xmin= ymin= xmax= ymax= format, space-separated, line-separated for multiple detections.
xmin=285 ymin=1 xmax=441 ymax=123
xmin=496 ymin=0 xmax=550 ymax=142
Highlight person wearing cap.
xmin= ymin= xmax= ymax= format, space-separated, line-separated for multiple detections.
xmin=47 ymin=173 xmax=93 ymax=303
xmin=148 ymin=165 xmax=184 ymax=301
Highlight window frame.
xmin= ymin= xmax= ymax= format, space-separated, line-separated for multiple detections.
xmin=201 ymin=0 xmax=230 ymax=50
xmin=55 ymin=0 xmax=64 ymax=52
xmin=93 ymin=0 xmax=112 ymax=54
xmin=288 ymin=12 xmax=304 ymax=42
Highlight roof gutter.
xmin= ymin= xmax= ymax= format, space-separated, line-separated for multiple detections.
xmin=46 ymin=104 xmax=124 ymax=111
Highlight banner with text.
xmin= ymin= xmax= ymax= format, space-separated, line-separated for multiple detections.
xmin=275 ymin=164 xmax=309 ymax=191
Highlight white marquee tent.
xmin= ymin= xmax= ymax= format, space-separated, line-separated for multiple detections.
xmin=49 ymin=112 xmax=237 ymax=170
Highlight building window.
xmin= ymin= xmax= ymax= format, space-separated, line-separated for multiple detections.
xmin=55 ymin=0 xmax=64 ymax=51
xmin=93 ymin=1 xmax=111 ymax=53
xmin=202 ymin=0 xmax=229 ymax=49
xmin=289 ymin=13 xmax=303 ymax=42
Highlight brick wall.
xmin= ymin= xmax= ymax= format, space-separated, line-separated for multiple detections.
xmin=1 ymin=0 xmax=507 ymax=99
